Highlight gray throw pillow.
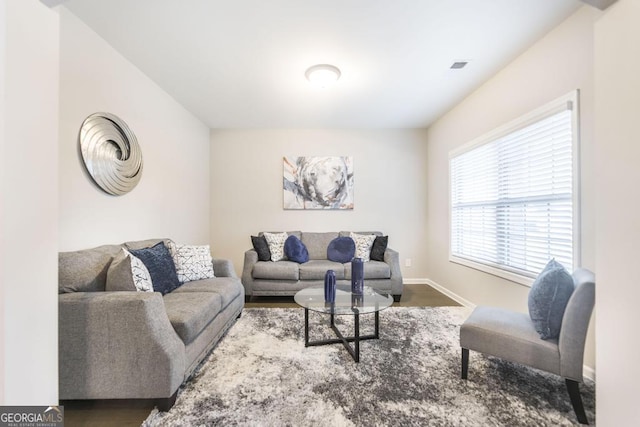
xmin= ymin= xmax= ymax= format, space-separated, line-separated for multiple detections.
xmin=528 ymin=259 xmax=575 ymax=340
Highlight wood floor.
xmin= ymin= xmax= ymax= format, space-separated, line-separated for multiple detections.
xmin=61 ymin=283 xmax=459 ymax=427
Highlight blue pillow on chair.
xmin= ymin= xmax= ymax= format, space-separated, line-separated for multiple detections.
xmin=327 ymin=237 xmax=356 ymax=263
xmin=528 ymin=259 xmax=575 ymax=340
xmin=284 ymin=235 xmax=309 ymax=263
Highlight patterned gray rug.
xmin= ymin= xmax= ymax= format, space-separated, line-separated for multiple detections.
xmin=142 ymin=307 xmax=595 ymax=426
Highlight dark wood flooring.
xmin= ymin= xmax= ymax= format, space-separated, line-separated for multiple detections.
xmin=61 ymin=283 xmax=460 ymax=426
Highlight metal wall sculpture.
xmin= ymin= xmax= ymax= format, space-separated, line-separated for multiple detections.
xmin=79 ymin=112 xmax=143 ymax=196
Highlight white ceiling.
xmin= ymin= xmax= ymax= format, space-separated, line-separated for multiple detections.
xmin=62 ymin=0 xmax=582 ymax=129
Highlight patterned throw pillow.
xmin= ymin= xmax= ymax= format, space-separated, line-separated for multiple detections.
xmin=127 ymin=250 xmax=154 ymax=292
xmin=263 ymin=232 xmax=288 ymax=262
xmin=350 ymin=232 xmax=377 ymax=262
xmin=174 ymin=244 xmax=216 ymax=283
xmin=106 ymin=248 xmax=154 ymax=292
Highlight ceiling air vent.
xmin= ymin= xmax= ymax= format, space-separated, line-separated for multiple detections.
xmin=450 ymin=61 xmax=468 ymax=70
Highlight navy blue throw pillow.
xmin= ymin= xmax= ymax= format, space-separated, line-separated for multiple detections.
xmin=129 ymin=242 xmax=181 ymax=295
xmin=528 ymin=259 xmax=575 ymax=340
xmin=284 ymin=235 xmax=309 ymax=263
xmin=327 ymin=237 xmax=356 ymax=263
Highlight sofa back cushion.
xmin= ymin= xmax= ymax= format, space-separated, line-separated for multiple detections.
xmin=301 ymin=232 xmax=339 ymax=260
xmin=58 ymin=244 xmax=122 ymax=293
xmin=339 ymin=231 xmax=383 ymax=238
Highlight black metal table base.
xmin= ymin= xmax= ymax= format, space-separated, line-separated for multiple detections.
xmin=304 ymin=308 xmax=380 ymax=362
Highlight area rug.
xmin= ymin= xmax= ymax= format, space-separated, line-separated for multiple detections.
xmin=142 ymin=307 xmax=595 ymax=426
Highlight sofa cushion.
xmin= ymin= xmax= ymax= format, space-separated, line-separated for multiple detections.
xmin=251 ymin=235 xmax=271 ymax=261
xmin=299 ymin=260 xmax=346 ymax=280
xmin=173 ymin=277 xmax=242 ymax=309
xmin=370 ymin=236 xmax=388 ymax=262
xmin=345 ymin=260 xmax=391 ymax=280
xmin=528 ymin=259 xmax=575 ymax=340
xmin=263 ymin=232 xmax=288 ymax=262
xmin=173 ymin=244 xmax=215 ymax=283
xmin=327 ymin=236 xmax=356 ymax=263
xmin=129 ymin=242 xmax=181 ymax=295
xmin=124 ymin=238 xmax=175 ymax=254
xmin=59 ymin=244 xmax=122 ymax=293
xmin=339 ymin=231 xmax=383 ymax=238
xmin=163 ymin=292 xmax=223 ymax=344
xmin=253 ymin=261 xmax=299 ymax=280
xmin=106 ymin=249 xmax=153 ymax=292
xmin=301 ymin=232 xmax=339 ymax=260
xmin=284 ymin=235 xmax=309 ymax=263
xmin=350 ymin=232 xmax=377 ymax=262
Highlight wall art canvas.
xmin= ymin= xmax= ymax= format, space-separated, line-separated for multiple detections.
xmin=283 ymin=156 xmax=354 ymax=210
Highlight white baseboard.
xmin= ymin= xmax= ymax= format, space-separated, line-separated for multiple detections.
xmin=404 ymin=278 xmax=475 ymax=307
xmin=583 ymin=365 xmax=595 ymax=382
xmin=405 ymin=278 xmax=596 ymax=381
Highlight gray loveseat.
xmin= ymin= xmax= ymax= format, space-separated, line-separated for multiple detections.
xmin=242 ymin=231 xmax=403 ymax=301
xmin=58 ymin=238 xmax=244 ymax=410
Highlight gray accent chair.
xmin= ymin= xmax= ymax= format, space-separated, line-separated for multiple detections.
xmin=459 ymin=268 xmax=595 ymax=425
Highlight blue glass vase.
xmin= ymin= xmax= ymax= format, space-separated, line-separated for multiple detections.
xmin=324 ymin=270 xmax=336 ymax=303
xmin=351 ymin=257 xmax=364 ymax=295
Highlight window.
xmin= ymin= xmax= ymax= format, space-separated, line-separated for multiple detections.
xmin=449 ymin=91 xmax=579 ymax=285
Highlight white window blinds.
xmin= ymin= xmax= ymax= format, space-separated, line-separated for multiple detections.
xmin=450 ymin=93 xmax=578 ymax=281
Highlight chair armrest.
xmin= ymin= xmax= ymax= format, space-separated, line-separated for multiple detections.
xmin=241 ymin=249 xmax=259 ymax=296
xmin=213 ymin=258 xmax=237 ymax=278
xmin=59 ymin=291 xmax=185 ymax=400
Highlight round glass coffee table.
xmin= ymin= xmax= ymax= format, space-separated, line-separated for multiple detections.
xmin=294 ymin=284 xmax=393 ymax=362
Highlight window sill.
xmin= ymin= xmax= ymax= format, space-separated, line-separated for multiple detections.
xmin=449 ymin=256 xmax=535 ymax=287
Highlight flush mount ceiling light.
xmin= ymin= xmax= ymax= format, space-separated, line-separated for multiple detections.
xmin=305 ymin=64 xmax=341 ymax=88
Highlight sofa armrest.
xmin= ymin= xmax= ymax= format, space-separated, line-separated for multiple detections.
xmin=59 ymin=291 xmax=185 ymax=400
xmin=213 ymin=258 xmax=237 ymax=278
xmin=384 ymin=248 xmax=404 ymax=296
xmin=241 ymin=249 xmax=259 ymax=296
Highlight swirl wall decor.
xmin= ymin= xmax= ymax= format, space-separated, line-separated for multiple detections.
xmin=79 ymin=112 xmax=143 ymax=196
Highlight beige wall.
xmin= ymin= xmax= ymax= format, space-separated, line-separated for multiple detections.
xmin=424 ymin=6 xmax=600 ymax=372
xmin=210 ymin=129 xmax=428 ymax=277
xmin=594 ymin=0 xmax=640 ymax=423
xmin=58 ymin=8 xmax=211 ymax=251
xmin=1 ymin=0 xmax=59 ymax=404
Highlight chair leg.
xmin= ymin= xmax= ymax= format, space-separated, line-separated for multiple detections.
xmin=461 ymin=348 xmax=469 ymax=379
xmin=565 ymin=379 xmax=589 ymax=425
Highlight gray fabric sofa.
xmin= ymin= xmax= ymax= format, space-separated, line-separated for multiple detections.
xmin=242 ymin=231 xmax=403 ymax=301
xmin=58 ymin=238 xmax=244 ymax=411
